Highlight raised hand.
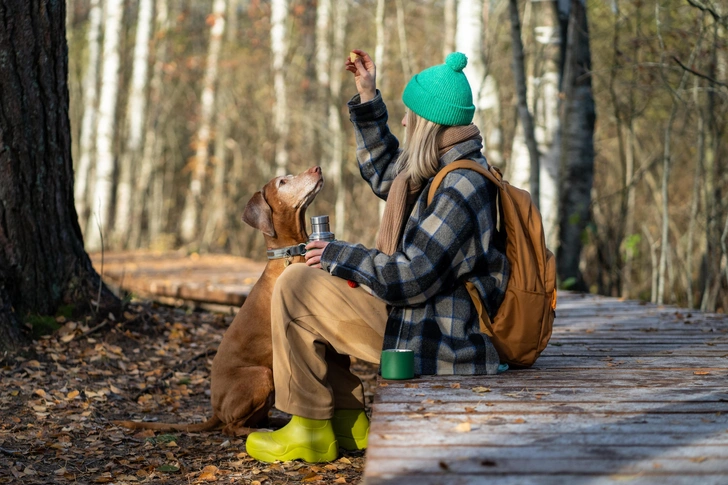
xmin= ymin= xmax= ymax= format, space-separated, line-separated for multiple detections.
xmin=345 ymin=49 xmax=376 ymax=103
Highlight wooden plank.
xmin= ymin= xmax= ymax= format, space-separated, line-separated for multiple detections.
xmin=365 ymin=475 xmax=728 ymax=485
xmin=363 ymin=293 xmax=728 ymax=484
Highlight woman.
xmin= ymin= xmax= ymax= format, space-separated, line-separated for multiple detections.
xmin=245 ymin=50 xmax=509 ymax=463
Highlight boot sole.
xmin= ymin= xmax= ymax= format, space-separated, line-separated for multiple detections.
xmin=248 ymin=441 xmax=339 ymax=463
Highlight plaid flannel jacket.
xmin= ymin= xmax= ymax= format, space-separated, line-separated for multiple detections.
xmin=320 ymin=92 xmax=509 ymax=375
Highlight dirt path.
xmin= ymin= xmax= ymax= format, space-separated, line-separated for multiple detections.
xmin=0 ymin=303 xmax=376 ymax=484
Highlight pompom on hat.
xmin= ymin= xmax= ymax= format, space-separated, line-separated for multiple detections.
xmin=401 ymin=52 xmax=475 ymax=126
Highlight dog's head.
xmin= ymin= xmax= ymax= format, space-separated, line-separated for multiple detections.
xmin=242 ymin=166 xmax=324 ymax=246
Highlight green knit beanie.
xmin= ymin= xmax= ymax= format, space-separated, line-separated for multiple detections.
xmin=401 ymin=52 xmax=475 ymax=126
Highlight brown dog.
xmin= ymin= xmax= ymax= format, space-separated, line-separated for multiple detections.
xmin=115 ymin=166 xmax=324 ymax=435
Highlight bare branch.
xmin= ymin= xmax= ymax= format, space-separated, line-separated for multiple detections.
xmin=685 ymin=0 xmax=724 ymax=23
xmin=673 ymin=56 xmax=728 ymax=88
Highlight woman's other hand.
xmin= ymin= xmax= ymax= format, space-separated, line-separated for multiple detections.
xmin=304 ymin=240 xmax=329 ymax=269
xmin=345 ymin=49 xmax=376 ymax=103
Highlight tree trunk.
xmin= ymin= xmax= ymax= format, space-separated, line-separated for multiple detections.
xmin=555 ymin=0 xmax=596 ymax=291
xmin=180 ymin=0 xmax=227 ymax=244
xmin=129 ymin=0 xmax=170 ymax=249
xmin=395 ymin=0 xmax=412 ymax=79
xmin=655 ymin=7 xmax=703 ymax=304
xmin=443 ymin=0 xmax=457 ymax=59
xmin=85 ymin=0 xmax=124 ymax=252
xmin=375 ymin=0 xmax=387 ymax=222
xmin=508 ymin=0 xmax=540 ymax=207
xmin=686 ymin=78 xmax=704 ymax=308
xmin=202 ymin=0 xmax=239 ymax=251
xmin=113 ymin=0 xmax=154 ymax=247
xmin=700 ymin=20 xmax=724 ymax=312
xmin=73 ymin=0 xmax=102 ymax=230
xmin=329 ymin=0 xmax=349 ymax=238
xmin=271 ymin=0 xmax=290 ymax=177
xmin=0 ymin=0 xmax=118 ymax=351
xmin=456 ymin=0 xmax=501 ymax=165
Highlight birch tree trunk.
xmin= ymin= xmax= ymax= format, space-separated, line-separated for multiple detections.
xmin=129 ymin=0 xmax=170 ymax=248
xmin=271 ymin=0 xmax=290 ymax=177
xmin=555 ymin=0 xmax=596 ymax=291
xmin=375 ymin=0 xmax=387 ymax=221
xmin=509 ymin=0 xmax=540 ymax=207
xmin=315 ymin=0 xmax=331 ymax=187
xmin=85 ymin=0 xmax=124 ymax=252
xmin=329 ymin=0 xmax=349 ymax=238
xmin=456 ymin=0 xmax=501 ymax=165
xmin=73 ymin=0 xmax=102 ymax=230
xmin=395 ymin=0 xmax=412 ymax=79
xmin=0 ymin=0 xmax=118 ymax=350
xmin=202 ymin=0 xmax=239 ymax=251
xmin=443 ymin=0 xmax=457 ymax=59
xmin=508 ymin=0 xmax=559 ymax=246
xmin=113 ymin=0 xmax=154 ymax=247
xmin=180 ymin=0 xmax=227 ymax=244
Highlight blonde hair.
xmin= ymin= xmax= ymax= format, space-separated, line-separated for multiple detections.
xmin=396 ymin=111 xmax=447 ymax=185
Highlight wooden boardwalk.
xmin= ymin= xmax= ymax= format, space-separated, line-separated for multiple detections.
xmin=363 ymin=293 xmax=728 ymax=485
xmin=90 ymin=251 xmax=266 ymax=311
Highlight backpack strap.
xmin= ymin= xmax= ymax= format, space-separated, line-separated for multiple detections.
xmin=427 ymin=159 xmax=502 ymax=205
xmin=427 ymin=159 xmax=502 ymax=338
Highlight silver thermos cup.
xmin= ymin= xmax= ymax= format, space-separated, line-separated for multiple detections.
xmin=309 ymin=215 xmax=335 ymax=242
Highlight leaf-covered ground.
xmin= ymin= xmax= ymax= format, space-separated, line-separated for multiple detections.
xmin=0 ymin=303 xmax=377 ymax=484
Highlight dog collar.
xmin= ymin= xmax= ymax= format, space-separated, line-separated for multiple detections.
xmin=267 ymin=243 xmax=307 ymax=261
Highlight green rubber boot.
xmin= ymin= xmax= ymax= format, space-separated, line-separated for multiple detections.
xmin=245 ymin=415 xmax=338 ymax=463
xmin=332 ymin=409 xmax=369 ymax=451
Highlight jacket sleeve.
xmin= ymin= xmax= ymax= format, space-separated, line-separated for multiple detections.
xmin=347 ymin=91 xmax=402 ymax=200
xmin=321 ymin=171 xmax=497 ymax=306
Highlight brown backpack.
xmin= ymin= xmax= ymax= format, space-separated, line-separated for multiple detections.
xmin=428 ymin=160 xmax=556 ymax=367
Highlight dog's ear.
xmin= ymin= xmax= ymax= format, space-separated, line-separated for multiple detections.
xmin=242 ymin=191 xmax=276 ymax=237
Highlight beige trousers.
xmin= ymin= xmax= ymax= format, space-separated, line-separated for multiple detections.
xmin=271 ymin=263 xmax=389 ymax=419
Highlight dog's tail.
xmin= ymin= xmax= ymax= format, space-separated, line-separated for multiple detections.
xmin=113 ymin=415 xmax=222 ymax=433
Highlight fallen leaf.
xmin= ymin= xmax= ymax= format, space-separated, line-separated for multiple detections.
xmin=472 ymin=386 xmax=491 ymax=393
xmin=452 ymin=422 xmax=472 ymax=433
xmin=464 ymin=407 xmax=476 ymax=413
xmin=404 ymin=383 xmax=419 ymax=388
xmin=157 ymin=464 xmax=180 ymax=473
xmin=66 ymin=390 xmax=79 ymax=400
xmin=694 ymin=371 xmax=711 ymax=375
xmin=450 ymin=383 xmax=461 ymax=389
xmin=197 ymin=464 xmax=219 ymax=481
xmin=133 ymin=429 xmax=155 ymax=439
xmin=513 ymin=418 xmax=526 ymax=424
xmin=690 ymin=457 xmax=708 ymax=463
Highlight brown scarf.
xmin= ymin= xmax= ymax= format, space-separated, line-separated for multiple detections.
xmin=376 ymin=124 xmax=482 ymax=255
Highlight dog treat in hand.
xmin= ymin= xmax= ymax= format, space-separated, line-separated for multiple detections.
xmin=350 ymin=51 xmax=359 ymax=63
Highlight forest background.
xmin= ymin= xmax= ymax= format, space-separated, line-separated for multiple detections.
xmin=66 ymin=0 xmax=728 ymax=312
